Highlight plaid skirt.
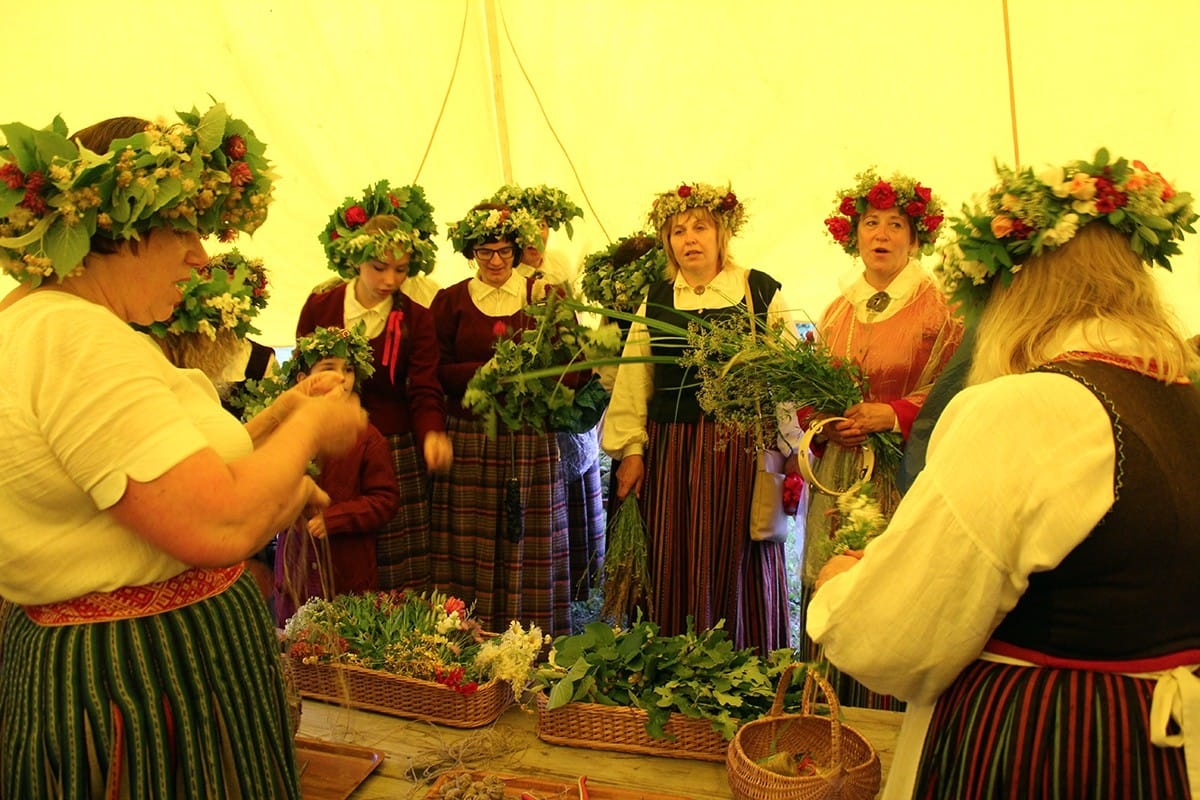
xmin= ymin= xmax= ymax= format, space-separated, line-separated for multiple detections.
xmin=1 ymin=573 xmax=299 ymax=800
xmin=564 ymin=458 xmax=605 ymax=602
xmin=641 ymin=418 xmax=789 ymax=654
xmin=914 ymin=659 xmax=1191 ymax=799
xmin=376 ymin=431 xmax=433 ymax=593
xmin=429 ymin=416 xmax=571 ymax=636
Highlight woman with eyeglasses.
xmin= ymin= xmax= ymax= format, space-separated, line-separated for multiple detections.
xmin=428 ymin=203 xmax=588 ymax=636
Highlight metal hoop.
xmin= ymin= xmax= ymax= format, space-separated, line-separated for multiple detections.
xmin=797 ymin=416 xmax=877 ymax=497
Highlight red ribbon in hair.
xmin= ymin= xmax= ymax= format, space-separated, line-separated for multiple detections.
xmin=382 ymin=309 xmax=404 ymax=383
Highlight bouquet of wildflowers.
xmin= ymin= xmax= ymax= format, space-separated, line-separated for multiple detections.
xmin=282 ymin=590 xmax=544 ymax=697
xmin=680 ymin=317 xmax=903 ymax=464
xmin=830 ymin=483 xmax=886 ymax=553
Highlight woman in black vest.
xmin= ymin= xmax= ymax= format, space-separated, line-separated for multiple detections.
xmin=808 ymin=151 xmax=1200 ymax=799
xmin=602 ymin=182 xmax=790 ymax=654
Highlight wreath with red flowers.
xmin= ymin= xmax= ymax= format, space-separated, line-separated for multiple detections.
xmin=823 ymin=169 xmax=944 ymax=256
xmin=318 ymin=180 xmax=438 ymax=279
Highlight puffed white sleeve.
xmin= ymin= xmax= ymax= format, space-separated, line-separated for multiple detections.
xmin=806 ymin=372 xmax=1115 ymax=703
xmin=600 ymin=310 xmax=652 ymax=460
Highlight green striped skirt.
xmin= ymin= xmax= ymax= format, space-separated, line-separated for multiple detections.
xmin=1 ymin=573 xmax=300 ymax=799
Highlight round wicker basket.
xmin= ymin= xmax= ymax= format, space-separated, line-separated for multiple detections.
xmin=726 ymin=665 xmax=881 ymax=800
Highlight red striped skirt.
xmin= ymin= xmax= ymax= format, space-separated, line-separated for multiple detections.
xmin=914 ymin=659 xmax=1191 ymax=799
xmin=641 ymin=418 xmax=789 ymax=654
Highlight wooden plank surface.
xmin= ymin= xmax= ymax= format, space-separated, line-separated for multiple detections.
xmin=297 ymin=699 xmax=904 ymax=799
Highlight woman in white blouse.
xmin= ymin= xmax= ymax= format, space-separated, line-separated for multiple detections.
xmin=809 ymin=152 xmax=1200 ymax=799
xmin=603 ymin=181 xmax=791 ymax=654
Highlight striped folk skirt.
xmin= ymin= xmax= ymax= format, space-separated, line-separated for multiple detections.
xmin=564 ymin=459 xmax=605 ymax=602
xmin=1 ymin=573 xmax=300 ymax=799
xmin=913 ymin=659 xmax=1191 ymax=799
xmin=641 ymin=418 xmax=789 ymax=654
xmin=429 ymin=416 xmax=572 ymax=637
xmin=376 ymin=431 xmax=433 ymax=593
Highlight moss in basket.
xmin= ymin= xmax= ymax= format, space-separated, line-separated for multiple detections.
xmin=532 ymin=615 xmax=803 ymax=740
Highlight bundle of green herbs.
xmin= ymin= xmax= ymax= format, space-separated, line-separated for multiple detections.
xmin=598 ymin=494 xmax=652 ymax=626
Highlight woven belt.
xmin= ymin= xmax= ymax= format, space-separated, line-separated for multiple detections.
xmin=22 ymin=564 xmax=244 ymax=626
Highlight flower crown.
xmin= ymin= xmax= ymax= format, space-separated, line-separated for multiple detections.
xmin=284 ymin=324 xmax=376 ymax=385
xmin=319 ymin=180 xmax=438 ymax=279
xmin=937 ymin=148 xmax=1197 ymax=309
xmin=646 ymin=182 xmax=747 ymax=236
xmin=487 ymin=184 xmax=584 ymax=237
xmin=447 ymin=206 xmax=543 ymax=255
xmin=823 ymin=169 xmax=944 ymax=256
xmin=0 ymin=102 xmax=274 ymax=286
xmin=580 ymin=233 xmax=668 ymax=312
xmin=145 ymin=248 xmax=269 ymax=340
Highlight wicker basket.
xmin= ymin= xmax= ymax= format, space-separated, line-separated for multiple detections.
xmin=533 ymin=691 xmax=729 ymax=761
xmin=726 ymin=665 xmax=881 ymax=800
xmin=288 ymin=658 xmax=513 ymax=728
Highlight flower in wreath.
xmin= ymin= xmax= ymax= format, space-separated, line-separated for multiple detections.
xmin=0 ymin=102 xmax=275 ymax=286
xmin=823 ymin=169 xmax=944 ymax=256
xmin=447 ymin=204 xmax=544 ymax=256
xmin=283 ymin=323 xmax=376 ymax=385
xmin=646 ymin=181 xmax=748 ymax=236
xmin=579 ymin=232 xmax=668 ymax=313
xmin=142 ymin=248 xmax=269 ymax=341
xmin=318 ymin=180 xmax=438 ymax=279
xmin=936 ymin=148 xmax=1196 ymax=314
xmin=281 ymin=590 xmax=545 ymax=698
xmin=487 ymin=183 xmax=584 ymax=237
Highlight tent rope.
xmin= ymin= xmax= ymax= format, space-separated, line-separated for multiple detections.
xmin=497 ymin=3 xmax=611 ymax=243
xmin=1001 ymin=0 xmax=1021 ymax=168
xmin=413 ymin=0 xmax=471 ymax=184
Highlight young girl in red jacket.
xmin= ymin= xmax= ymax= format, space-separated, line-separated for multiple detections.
xmin=274 ymin=325 xmax=400 ymax=625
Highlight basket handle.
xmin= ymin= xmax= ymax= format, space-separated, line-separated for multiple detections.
xmin=800 ymin=668 xmax=844 ymax=768
xmin=767 ymin=662 xmax=800 ymax=718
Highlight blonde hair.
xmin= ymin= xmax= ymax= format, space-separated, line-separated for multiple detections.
xmin=969 ymin=222 xmax=1198 ymax=385
xmin=160 ymin=328 xmax=244 ymax=387
xmin=659 ymin=207 xmax=738 ymax=280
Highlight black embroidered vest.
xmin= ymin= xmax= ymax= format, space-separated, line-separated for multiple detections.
xmin=644 ymin=269 xmax=780 ymax=424
xmin=989 ymin=358 xmax=1200 ymax=661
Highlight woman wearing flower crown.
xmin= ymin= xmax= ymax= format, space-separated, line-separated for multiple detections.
xmin=300 ymin=181 xmax=452 ymax=594
xmin=809 ymin=150 xmax=1200 ymax=799
xmin=799 ymin=170 xmax=963 ymax=707
xmin=429 ymin=203 xmax=589 ymax=636
xmin=142 ymin=249 xmax=278 ymax=413
xmin=489 ymin=184 xmax=606 ymax=602
xmin=0 ymin=107 xmax=365 ymax=799
xmin=273 ymin=325 xmax=399 ymax=626
xmin=602 ymin=182 xmax=791 ymax=654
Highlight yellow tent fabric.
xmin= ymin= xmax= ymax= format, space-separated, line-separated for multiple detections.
xmin=5 ymin=0 xmax=1199 ymax=344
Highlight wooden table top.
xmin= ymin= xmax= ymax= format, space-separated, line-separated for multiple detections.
xmin=296 ymin=699 xmax=905 ymax=799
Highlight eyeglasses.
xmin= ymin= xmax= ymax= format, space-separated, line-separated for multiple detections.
xmin=474 ymin=246 xmax=515 ymax=263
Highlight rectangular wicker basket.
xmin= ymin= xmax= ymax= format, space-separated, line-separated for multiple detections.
xmin=289 ymin=658 xmax=513 ymax=728
xmin=533 ymin=692 xmax=729 ymax=762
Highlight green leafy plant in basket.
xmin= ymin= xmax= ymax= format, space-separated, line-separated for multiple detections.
xmin=282 ymin=590 xmax=545 ymax=698
xmin=532 ymin=616 xmax=802 ymax=740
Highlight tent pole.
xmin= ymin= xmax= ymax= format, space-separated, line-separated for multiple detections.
xmin=482 ymin=0 xmax=514 ymax=184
